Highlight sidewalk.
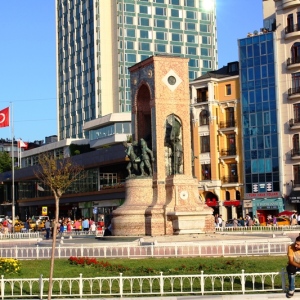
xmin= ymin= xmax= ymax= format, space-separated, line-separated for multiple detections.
xmin=52 ymin=293 xmax=298 ymax=299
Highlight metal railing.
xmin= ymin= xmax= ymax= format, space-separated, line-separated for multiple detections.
xmin=0 ymin=269 xmax=291 ymax=299
xmin=216 ymin=225 xmax=300 ymax=232
xmin=0 ymin=240 xmax=291 ymax=260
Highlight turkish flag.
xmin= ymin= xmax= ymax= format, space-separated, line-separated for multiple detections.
xmin=0 ymin=107 xmax=9 ymax=128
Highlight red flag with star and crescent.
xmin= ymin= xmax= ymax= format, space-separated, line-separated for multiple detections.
xmin=0 ymin=107 xmax=9 ymax=128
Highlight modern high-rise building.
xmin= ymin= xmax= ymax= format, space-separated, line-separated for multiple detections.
xmin=55 ymin=0 xmax=217 ymax=140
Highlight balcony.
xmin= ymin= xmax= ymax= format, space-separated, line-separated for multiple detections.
xmin=219 ymin=120 xmax=236 ymax=129
xmin=285 ymin=24 xmax=300 ymax=39
xmin=289 ymin=118 xmax=300 ymax=129
xmin=287 ymin=57 xmax=300 ymax=70
xmin=221 ymin=175 xmax=238 ymax=184
xmin=291 ymin=148 xmax=300 ymax=159
xmin=288 ymin=87 xmax=300 ymax=100
xmin=282 ymin=0 xmax=299 ymax=9
xmin=220 ymin=148 xmax=236 ymax=157
xmin=193 ymin=96 xmax=208 ymax=104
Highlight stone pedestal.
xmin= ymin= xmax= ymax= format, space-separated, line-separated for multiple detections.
xmin=111 ymin=178 xmax=153 ymax=236
xmin=165 ymin=175 xmax=215 ymax=234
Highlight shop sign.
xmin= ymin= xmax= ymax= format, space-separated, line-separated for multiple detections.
xmin=257 ymin=205 xmax=278 ymax=210
xmin=42 ymin=206 xmax=48 ymax=216
xmin=243 ymin=200 xmax=252 ymax=208
xmin=245 ymin=192 xmax=281 ymax=198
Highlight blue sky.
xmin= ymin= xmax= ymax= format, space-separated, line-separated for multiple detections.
xmin=0 ymin=0 xmax=263 ymax=143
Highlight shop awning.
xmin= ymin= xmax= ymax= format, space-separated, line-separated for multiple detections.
xmin=223 ymin=200 xmax=241 ymax=206
xmin=289 ymin=191 xmax=300 ymax=203
xmin=205 ymin=199 xmax=218 ymax=207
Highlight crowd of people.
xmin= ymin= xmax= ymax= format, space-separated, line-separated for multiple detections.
xmin=0 ymin=215 xmax=112 ymax=237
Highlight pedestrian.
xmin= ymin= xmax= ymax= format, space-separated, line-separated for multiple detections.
xmin=233 ymin=218 xmax=238 ymax=229
xmin=286 ymin=236 xmax=300 ymax=298
xmin=45 ymin=217 xmax=51 ymax=239
xmin=214 ymin=214 xmax=219 ymax=227
xmin=218 ymin=215 xmax=223 ymax=228
xmin=272 ymin=215 xmax=277 ymax=226
xmin=291 ymin=214 xmax=298 ymax=226
xmin=82 ymin=217 xmax=89 ymax=231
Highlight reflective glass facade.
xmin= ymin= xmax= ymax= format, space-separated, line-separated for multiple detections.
xmin=239 ymin=32 xmax=279 ymax=194
xmin=56 ymin=0 xmax=217 ymax=140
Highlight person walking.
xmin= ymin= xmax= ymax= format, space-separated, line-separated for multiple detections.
xmin=82 ymin=217 xmax=89 ymax=231
xmin=286 ymin=236 xmax=300 ymax=298
xmin=45 ymin=217 xmax=51 ymax=239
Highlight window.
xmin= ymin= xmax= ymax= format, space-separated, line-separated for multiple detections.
xmin=156 ymin=44 xmax=166 ymax=52
xmin=201 ymin=48 xmax=210 ymax=56
xmin=186 ymin=22 xmax=196 ymax=30
xmin=186 ymin=46 xmax=196 ymax=55
xmin=125 ymin=16 xmax=133 ymax=24
xmin=201 ymin=12 xmax=210 ymax=21
xmin=185 ymin=0 xmax=195 ymax=6
xmin=226 ymin=84 xmax=232 ymax=96
xmin=172 ymin=45 xmax=181 ymax=54
xmin=287 ymin=13 xmax=294 ymax=33
xmin=200 ymin=135 xmax=210 ymax=153
xmin=292 ymin=72 xmax=300 ymax=90
xmin=139 ymin=42 xmax=150 ymax=51
xmin=201 ymin=164 xmax=211 ymax=180
xmin=200 ymin=24 xmax=210 ymax=33
xmin=172 ymin=33 xmax=182 ymax=41
xmin=139 ymin=17 xmax=149 ymax=26
xmin=202 ymin=36 xmax=211 ymax=45
xmin=156 ymin=32 xmax=166 ymax=40
xmin=126 ymin=29 xmax=135 ymax=37
xmin=186 ymin=11 xmax=196 ymax=19
xmin=187 ymin=35 xmax=196 ymax=43
xmin=189 ymin=58 xmax=198 ymax=67
xmin=125 ymin=4 xmax=134 ymax=12
xmin=293 ymin=134 xmax=300 ymax=151
xmin=126 ymin=41 xmax=134 ymax=49
xmin=125 ymin=54 xmax=136 ymax=62
xmin=199 ymin=110 xmax=209 ymax=125
xmin=140 ymin=30 xmax=149 ymax=39
xmin=293 ymin=103 xmax=300 ymax=122
xmin=156 ymin=7 xmax=166 ymax=15
xmin=170 ymin=0 xmax=179 ymax=4
xmin=291 ymin=42 xmax=300 ymax=64
xmin=170 ymin=21 xmax=181 ymax=29
xmin=139 ymin=6 xmax=148 ymax=14
xmin=155 ymin=0 xmax=164 ymax=2
xmin=171 ymin=9 xmax=182 ymax=18
xmin=155 ymin=19 xmax=165 ymax=27
xmin=202 ymin=60 xmax=212 ymax=68
xmin=294 ymin=165 xmax=300 ymax=184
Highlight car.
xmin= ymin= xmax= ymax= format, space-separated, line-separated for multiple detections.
xmin=14 ymin=221 xmax=24 ymax=232
xmin=276 ymin=216 xmax=290 ymax=226
xmin=261 ymin=216 xmax=290 ymax=226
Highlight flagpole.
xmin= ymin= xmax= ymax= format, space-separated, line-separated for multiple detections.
xmin=11 ymin=102 xmax=15 ymax=232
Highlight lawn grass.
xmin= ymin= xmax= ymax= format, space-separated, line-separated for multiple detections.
xmin=5 ymin=255 xmax=288 ymax=279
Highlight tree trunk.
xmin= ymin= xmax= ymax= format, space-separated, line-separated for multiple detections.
xmin=48 ymin=195 xmax=60 ymax=300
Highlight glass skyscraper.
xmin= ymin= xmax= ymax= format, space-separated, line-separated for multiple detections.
xmin=56 ymin=0 xmax=217 ymax=140
xmin=239 ymin=32 xmax=284 ymax=216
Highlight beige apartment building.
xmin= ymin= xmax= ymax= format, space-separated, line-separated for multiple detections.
xmin=263 ymin=0 xmax=300 ymax=210
xmin=190 ymin=62 xmax=244 ymax=221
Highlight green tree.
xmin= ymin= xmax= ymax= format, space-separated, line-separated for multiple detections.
xmin=0 ymin=151 xmax=12 ymax=173
xmin=34 ymin=153 xmax=84 ymax=300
